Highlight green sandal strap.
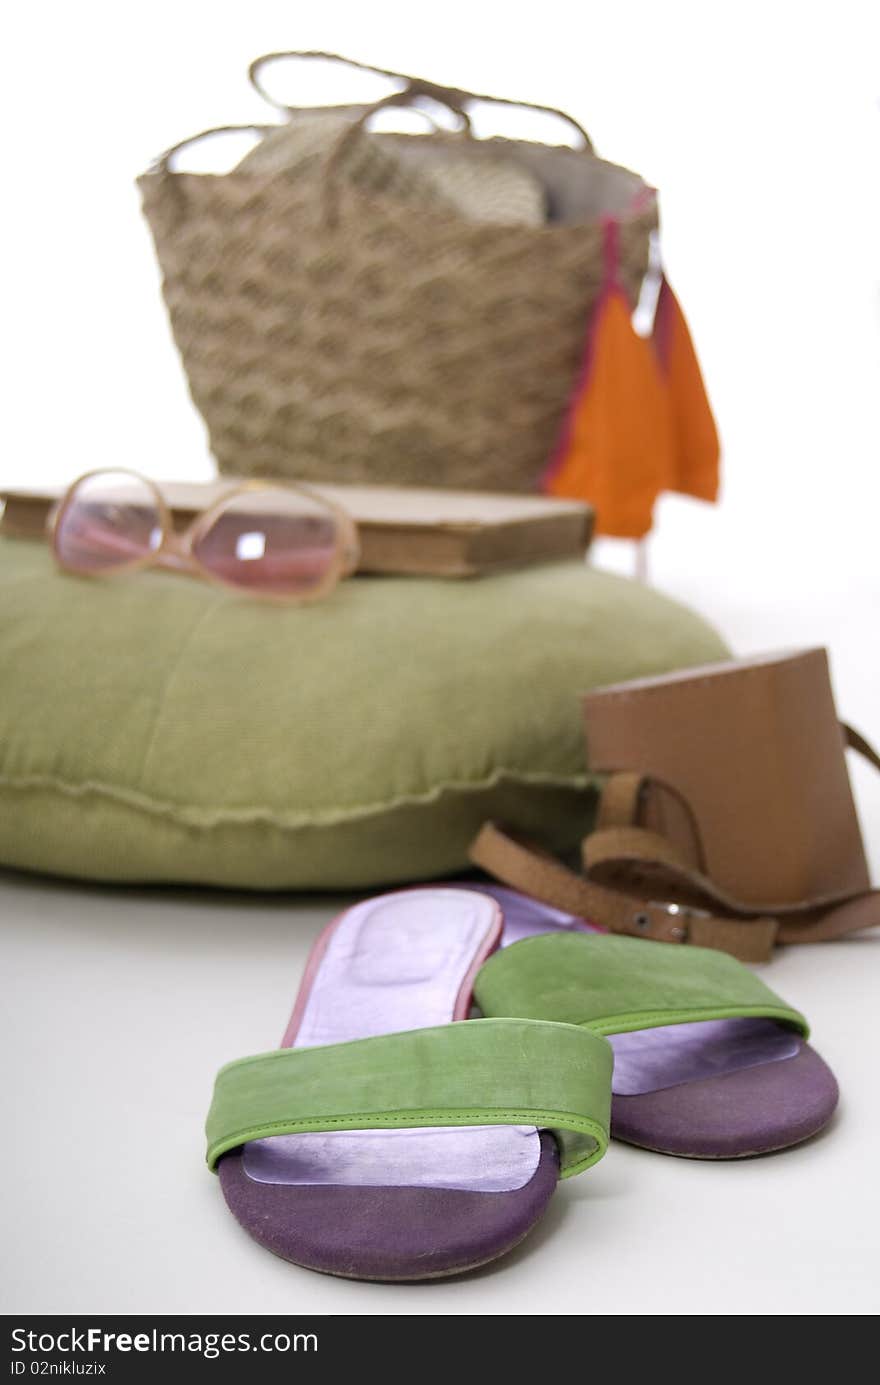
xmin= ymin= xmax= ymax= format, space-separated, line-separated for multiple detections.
xmin=474 ymin=934 xmax=809 ymax=1037
xmin=206 ymin=1017 xmax=612 ymax=1179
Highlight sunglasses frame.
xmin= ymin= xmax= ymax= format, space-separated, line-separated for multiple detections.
xmin=49 ymin=469 xmax=361 ymax=604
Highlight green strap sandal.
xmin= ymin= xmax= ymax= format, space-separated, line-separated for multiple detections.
xmin=206 ymin=888 xmax=612 ymax=1281
xmin=206 ymin=1018 xmax=611 ymax=1180
xmin=474 ymin=932 xmax=838 ymax=1159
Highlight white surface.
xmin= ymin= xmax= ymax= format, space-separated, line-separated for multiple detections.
xmin=2 ymin=875 xmax=879 ymax=1316
xmin=2 ymin=0 xmax=880 ymax=1316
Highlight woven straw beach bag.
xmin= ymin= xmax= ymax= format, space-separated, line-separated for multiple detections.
xmin=138 ymin=51 xmax=658 ymax=492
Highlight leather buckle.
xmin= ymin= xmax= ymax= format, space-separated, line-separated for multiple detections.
xmin=629 ymin=903 xmax=778 ymax=960
xmin=688 ymin=913 xmax=779 ymax=963
xmin=631 ymin=900 xmax=710 ymax=944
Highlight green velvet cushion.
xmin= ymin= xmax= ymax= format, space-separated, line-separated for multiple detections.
xmin=0 ymin=536 xmax=728 ymax=890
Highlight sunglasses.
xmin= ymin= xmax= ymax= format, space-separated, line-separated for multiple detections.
xmin=50 ymin=470 xmax=360 ymax=603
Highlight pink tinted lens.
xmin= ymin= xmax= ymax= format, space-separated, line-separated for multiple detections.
xmin=192 ymin=488 xmax=342 ymax=597
xmin=53 ymin=471 xmax=163 ymax=574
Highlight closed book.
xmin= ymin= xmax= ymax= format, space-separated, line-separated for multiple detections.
xmin=0 ymin=479 xmax=593 ymax=578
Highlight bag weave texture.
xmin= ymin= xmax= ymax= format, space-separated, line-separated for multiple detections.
xmin=138 ymin=57 xmax=657 ymax=491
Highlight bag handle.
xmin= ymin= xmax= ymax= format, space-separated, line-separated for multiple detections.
xmin=320 ymin=87 xmax=472 ymax=227
xmin=147 ymin=107 xmax=448 ymax=178
xmin=150 ymin=123 xmax=277 ymax=176
xmin=145 ymin=111 xmax=454 ymax=230
xmin=247 ymin=49 xmax=593 ymax=150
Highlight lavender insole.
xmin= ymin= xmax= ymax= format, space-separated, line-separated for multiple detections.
xmin=240 ymin=890 xmax=540 ymax=1193
xmin=457 ymin=883 xmax=597 ymax=947
xmin=609 ymin=1017 xmax=799 ymax=1095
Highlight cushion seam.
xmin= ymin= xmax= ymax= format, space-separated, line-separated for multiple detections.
xmin=0 ymin=766 xmax=595 ymax=830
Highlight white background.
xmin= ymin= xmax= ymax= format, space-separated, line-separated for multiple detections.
xmin=2 ymin=0 xmax=879 ymax=1316
xmin=3 ymin=2 xmax=879 ymax=719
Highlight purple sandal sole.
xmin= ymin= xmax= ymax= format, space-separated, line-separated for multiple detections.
xmin=611 ymin=1041 xmax=839 ymax=1157
xmin=219 ymin=1132 xmax=559 ymax=1281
